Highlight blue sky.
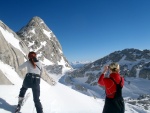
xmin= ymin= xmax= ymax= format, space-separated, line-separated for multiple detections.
xmin=0 ymin=0 xmax=150 ymax=62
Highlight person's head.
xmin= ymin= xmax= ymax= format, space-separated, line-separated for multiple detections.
xmin=28 ymin=51 xmax=37 ymax=68
xmin=28 ymin=51 xmax=36 ymax=59
xmin=109 ymin=62 xmax=120 ymax=73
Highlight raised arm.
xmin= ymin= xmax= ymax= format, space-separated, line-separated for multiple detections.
xmin=98 ymin=65 xmax=109 ymax=86
xmin=18 ymin=61 xmax=28 ymax=70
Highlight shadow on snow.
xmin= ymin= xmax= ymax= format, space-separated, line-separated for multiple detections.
xmin=0 ymin=98 xmax=17 ymax=113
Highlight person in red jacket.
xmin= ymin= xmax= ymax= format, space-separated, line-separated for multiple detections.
xmin=98 ymin=62 xmax=125 ymax=113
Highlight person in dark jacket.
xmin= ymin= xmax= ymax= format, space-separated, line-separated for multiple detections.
xmin=16 ymin=51 xmax=43 ymax=113
xmin=98 ymin=62 xmax=125 ymax=113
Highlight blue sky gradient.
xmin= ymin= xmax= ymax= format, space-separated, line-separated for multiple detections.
xmin=0 ymin=0 xmax=150 ymax=62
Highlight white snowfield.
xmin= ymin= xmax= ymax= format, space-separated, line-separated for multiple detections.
xmin=0 ymin=81 xmax=102 ymax=113
xmin=0 ymin=61 xmax=150 ymax=113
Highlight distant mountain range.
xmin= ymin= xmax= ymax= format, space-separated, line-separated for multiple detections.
xmin=60 ymin=48 xmax=150 ymax=99
xmin=70 ymin=61 xmax=93 ymax=69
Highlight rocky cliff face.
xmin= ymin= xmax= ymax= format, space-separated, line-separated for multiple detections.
xmin=0 ymin=17 xmax=71 ymax=85
xmin=0 ymin=21 xmax=28 ymax=84
xmin=17 ymin=17 xmax=71 ymax=70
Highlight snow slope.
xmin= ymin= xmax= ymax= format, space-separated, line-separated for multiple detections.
xmin=0 ymin=61 xmax=149 ymax=113
xmin=0 ymin=61 xmax=102 ymax=113
xmin=0 ymin=81 xmax=102 ymax=113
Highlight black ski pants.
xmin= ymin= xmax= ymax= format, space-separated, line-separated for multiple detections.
xmin=102 ymin=97 xmax=125 ymax=113
xmin=19 ymin=78 xmax=43 ymax=113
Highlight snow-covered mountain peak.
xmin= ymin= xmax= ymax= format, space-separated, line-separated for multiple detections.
xmin=0 ymin=17 xmax=71 ymax=85
xmin=25 ymin=16 xmax=52 ymax=33
xmin=17 ymin=17 xmax=71 ymax=71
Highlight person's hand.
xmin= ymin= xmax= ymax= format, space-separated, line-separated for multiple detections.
xmin=102 ymin=65 xmax=109 ymax=74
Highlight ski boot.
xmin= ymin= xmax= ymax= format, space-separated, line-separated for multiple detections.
xmin=15 ymin=97 xmax=24 ymax=113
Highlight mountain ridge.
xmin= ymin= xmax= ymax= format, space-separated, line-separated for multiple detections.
xmin=60 ymin=48 xmax=150 ymax=99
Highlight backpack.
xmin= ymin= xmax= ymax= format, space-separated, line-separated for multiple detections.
xmin=109 ymin=77 xmax=122 ymax=98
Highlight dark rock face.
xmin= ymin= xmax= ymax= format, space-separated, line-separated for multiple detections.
xmin=45 ymin=65 xmax=63 ymax=75
xmin=141 ymin=62 xmax=150 ymax=79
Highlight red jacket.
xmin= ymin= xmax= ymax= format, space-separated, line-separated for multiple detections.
xmin=98 ymin=73 xmax=124 ymax=98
